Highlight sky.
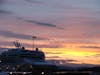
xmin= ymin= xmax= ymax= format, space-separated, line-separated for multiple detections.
xmin=0 ymin=0 xmax=100 ymax=66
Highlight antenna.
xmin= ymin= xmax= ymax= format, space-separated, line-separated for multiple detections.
xmin=13 ymin=40 xmax=22 ymax=48
xmin=32 ymin=36 xmax=37 ymax=50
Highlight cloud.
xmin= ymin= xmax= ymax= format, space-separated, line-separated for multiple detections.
xmin=0 ymin=41 xmax=12 ymax=46
xmin=16 ymin=17 xmax=63 ymax=29
xmin=0 ymin=10 xmax=12 ymax=15
xmin=25 ymin=19 xmax=57 ymax=27
xmin=0 ymin=30 xmax=49 ymax=40
xmin=47 ymin=59 xmax=77 ymax=65
xmin=0 ymin=40 xmax=61 ymax=49
xmin=0 ymin=30 xmax=32 ymax=40
xmin=24 ymin=19 xmax=64 ymax=29
xmin=0 ymin=0 xmax=3 ymax=5
xmin=17 ymin=17 xmax=64 ymax=29
xmin=45 ymin=52 xmax=61 ymax=54
xmin=80 ymin=46 xmax=100 ymax=49
xmin=20 ymin=42 xmax=61 ymax=48
xmin=0 ymin=30 xmax=61 ymax=48
xmin=46 ymin=56 xmax=60 ymax=59
xmin=34 ymin=44 xmax=61 ymax=48
xmin=0 ymin=0 xmax=12 ymax=15
xmin=94 ymin=54 xmax=100 ymax=57
xmin=24 ymin=0 xmax=43 ymax=4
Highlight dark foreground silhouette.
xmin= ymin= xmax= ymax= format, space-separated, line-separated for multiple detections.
xmin=0 ymin=65 xmax=100 ymax=75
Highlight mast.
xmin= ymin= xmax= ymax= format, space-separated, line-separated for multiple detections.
xmin=32 ymin=36 xmax=37 ymax=50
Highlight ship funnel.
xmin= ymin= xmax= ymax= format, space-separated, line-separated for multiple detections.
xmin=36 ymin=48 xmax=39 ymax=51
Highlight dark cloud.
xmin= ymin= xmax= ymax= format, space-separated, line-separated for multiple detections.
xmin=0 ymin=30 xmax=48 ymax=40
xmin=0 ymin=30 xmax=32 ymax=40
xmin=15 ymin=17 xmax=64 ymax=29
xmin=24 ymin=19 xmax=63 ymax=29
xmin=80 ymin=46 xmax=100 ymax=49
xmin=0 ymin=10 xmax=12 ymax=14
xmin=24 ymin=0 xmax=43 ymax=4
xmin=34 ymin=44 xmax=61 ymax=48
xmin=47 ymin=59 xmax=77 ymax=64
xmin=25 ymin=19 xmax=57 ymax=27
xmin=25 ymin=20 xmax=56 ymax=27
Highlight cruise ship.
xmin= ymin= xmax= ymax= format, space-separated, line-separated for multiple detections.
xmin=0 ymin=41 xmax=99 ymax=75
xmin=0 ymin=41 xmax=57 ymax=75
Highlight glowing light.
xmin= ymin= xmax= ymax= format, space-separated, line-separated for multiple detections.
xmin=41 ymin=72 xmax=45 ymax=75
xmin=0 ymin=60 xmax=2 ymax=63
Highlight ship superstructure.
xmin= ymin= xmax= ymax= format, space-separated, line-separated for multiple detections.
xmin=0 ymin=41 xmax=57 ymax=75
xmin=0 ymin=47 xmax=45 ymax=63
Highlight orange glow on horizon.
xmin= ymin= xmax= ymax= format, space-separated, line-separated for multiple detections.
xmin=42 ymin=48 xmax=100 ymax=65
xmin=1 ymin=45 xmax=100 ymax=65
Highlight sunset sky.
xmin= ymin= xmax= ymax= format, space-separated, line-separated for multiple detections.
xmin=0 ymin=0 xmax=100 ymax=66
